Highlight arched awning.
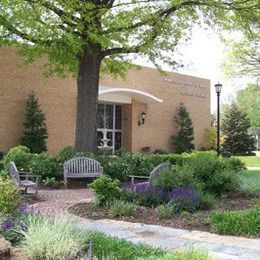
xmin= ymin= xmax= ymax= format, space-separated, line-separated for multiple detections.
xmin=99 ymin=86 xmax=163 ymax=104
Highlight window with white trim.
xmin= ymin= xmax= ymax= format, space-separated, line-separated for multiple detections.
xmin=97 ymin=103 xmax=122 ymax=151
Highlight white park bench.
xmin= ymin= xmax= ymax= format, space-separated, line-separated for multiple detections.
xmin=8 ymin=161 xmax=40 ymax=198
xmin=64 ymin=157 xmax=103 ymax=188
xmin=129 ymin=162 xmax=172 ymax=189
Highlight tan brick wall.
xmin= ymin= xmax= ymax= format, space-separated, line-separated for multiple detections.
xmin=0 ymin=47 xmax=210 ymax=154
xmin=101 ymin=67 xmax=211 ymax=153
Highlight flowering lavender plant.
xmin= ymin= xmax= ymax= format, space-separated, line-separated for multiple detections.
xmin=134 ymin=183 xmax=167 ymax=207
xmin=167 ymin=188 xmax=201 ymax=213
xmin=2 ymin=218 xmax=14 ymax=230
xmin=0 ymin=204 xmax=32 ymax=245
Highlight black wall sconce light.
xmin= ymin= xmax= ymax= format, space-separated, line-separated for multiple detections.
xmin=138 ymin=112 xmax=147 ymax=126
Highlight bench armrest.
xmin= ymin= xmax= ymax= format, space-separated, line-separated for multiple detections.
xmin=129 ymin=175 xmax=150 ymax=186
xmin=19 ymin=175 xmax=41 ymax=185
xmin=128 ymin=175 xmax=150 ymax=179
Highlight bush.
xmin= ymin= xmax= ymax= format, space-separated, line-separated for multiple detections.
xmin=30 ymin=153 xmax=58 ymax=179
xmin=120 ymin=187 xmax=138 ymax=203
xmin=3 ymin=146 xmax=32 ymax=171
xmin=135 ymin=183 xmax=167 ymax=207
xmin=0 ymin=151 xmax=5 ymax=160
xmin=156 ymin=204 xmax=174 ymax=218
xmin=0 ymin=170 xmax=8 ymax=178
xmin=42 ymin=177 xmax=57 ymax=187
xmin=168 ymin=188 xmax=201 ymax=213
xmin=222 ymin=157 xmax=246 ymax=171
xmin=198 ymin=192 xmax=216 ymax=210
xmin=209 ymin=169 xmax=240 ymax=195
xmin=104 ymin=153 xmax=153 ymax=181
xmin=152 ymin=168 xmax=198 ymax=191
xmin=20 ymin=215 xmax=86 ymax=259
xmin=109 ymin=200 xmax=135 ymax=217
xmin=89 ymin=175 xmax=121 ymax=206
xmin=210 ymin=207 xmax=260 ymax=237
xmin=56 ymin=146 xmax=76 ymax=164
xmin=181 ymin=153 xmax=241 ymax=195
xmin=0 ymin=177 xmax=21 ymax=215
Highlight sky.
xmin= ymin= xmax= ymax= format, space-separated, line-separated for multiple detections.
xmin=133 ymin=27 xmax=251 ymax=113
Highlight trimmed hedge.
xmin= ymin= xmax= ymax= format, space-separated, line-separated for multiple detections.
xmin=3 ymin=146 xmax=246 ymax=185
xmin=210 ymin=207 xmax=260 ymax=237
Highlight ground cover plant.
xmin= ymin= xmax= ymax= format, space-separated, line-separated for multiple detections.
xmin=210 ymin=206 xmax=260 ymax=238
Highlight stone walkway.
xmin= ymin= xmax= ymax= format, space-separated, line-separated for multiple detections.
xmin=30 ymin=188 xmax=93 ymax=214
xmin=30 ymin=189 xmax=260 ymax=260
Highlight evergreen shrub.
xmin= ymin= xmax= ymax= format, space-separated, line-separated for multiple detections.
xmin=21 ymin=93 xmax=48 ymax=153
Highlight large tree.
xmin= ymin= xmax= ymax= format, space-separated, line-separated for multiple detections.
xmin=223 ymin=2 xmax=260 ymax=79
xmin=0 ymin=0 xmax=259 ymax=152
xmin=236 ymin=84 xmax=260 ymax=128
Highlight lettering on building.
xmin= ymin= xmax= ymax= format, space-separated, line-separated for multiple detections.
xmin=164 ymin=77 xmax=208 ymax=98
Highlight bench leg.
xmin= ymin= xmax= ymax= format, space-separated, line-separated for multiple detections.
xmin=131 ymin=176 xmax=134 ymax=190
xmin=64 ymin=176 xmax=68 ymax=188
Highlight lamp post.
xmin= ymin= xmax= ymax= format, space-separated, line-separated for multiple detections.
xmin=215 ymin=82 xmax=222 ymax=156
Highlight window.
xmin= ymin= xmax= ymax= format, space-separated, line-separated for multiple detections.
xmin=97 ymin=104 xmax=122 ymax=152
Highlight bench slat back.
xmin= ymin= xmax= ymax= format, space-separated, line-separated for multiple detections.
xmin=149 ymin=162 xmax=171 ymax=184
xmin=64 ymin=157 xmax=103 ymax=177
xmin=8 ymin=161 xmax=20 ymax=185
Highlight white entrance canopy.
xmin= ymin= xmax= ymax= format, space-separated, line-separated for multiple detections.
xmin=99 ymin=86 xmax=163 ymax=104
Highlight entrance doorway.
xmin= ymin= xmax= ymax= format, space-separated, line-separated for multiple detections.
xmin=97 ymin=103 xmax=122 ymax=152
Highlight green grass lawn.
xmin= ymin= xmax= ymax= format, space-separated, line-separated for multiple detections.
xmin=234 ymin=156 xmax=260 ymax=167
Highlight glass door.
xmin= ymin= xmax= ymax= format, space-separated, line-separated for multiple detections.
xmin=97 ymin=104 xmax=122 ymax=152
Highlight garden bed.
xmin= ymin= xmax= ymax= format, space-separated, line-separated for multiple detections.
xmin=68 ymin=192 xmax=257 ymax=233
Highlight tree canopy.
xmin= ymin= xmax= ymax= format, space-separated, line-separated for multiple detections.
xmin=1 ymin=0 xmax=259 ymax=77
xmin=222 ymin=1 xmax=260 ymax=79
xmin=1 ymin=0 xmax=259 ymax=152
xmin=236 ymin=84 xmax=260 ymax=127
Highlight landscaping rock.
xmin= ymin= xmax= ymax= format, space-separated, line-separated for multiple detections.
xmin=0 ymin=237 xmax=12 ymax=258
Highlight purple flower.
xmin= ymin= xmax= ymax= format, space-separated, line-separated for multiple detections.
xmin=167 ymin=188 xmax=201 ymax=213
xmin=2 ymin=219 xmax=14 ymax=230
xmin=18 ymin=204 xmax=28 ymax=214
xmin=134 ymin=183 xmax=167 ymax=207
xmin=121 ymin=182 xmax=132 ymax=190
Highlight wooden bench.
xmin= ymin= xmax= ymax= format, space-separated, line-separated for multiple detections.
xmin=129 ymin=162 xmax=172 ymax=189
xmin=64 ymin=157 xmax=103 ymax=188
xmin=8 ymin=161 xmax=40 ymax=198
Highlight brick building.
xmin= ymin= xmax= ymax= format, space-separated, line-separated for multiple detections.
xmin=0 ymin=47 xmax=211 ymax=154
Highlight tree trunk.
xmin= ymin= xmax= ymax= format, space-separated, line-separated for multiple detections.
xmin=75 ymin=48 xmax=101 ymax=152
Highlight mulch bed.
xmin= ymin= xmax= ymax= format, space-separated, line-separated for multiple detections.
xmin=68 ymin=192 xmax=258 ymax=232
